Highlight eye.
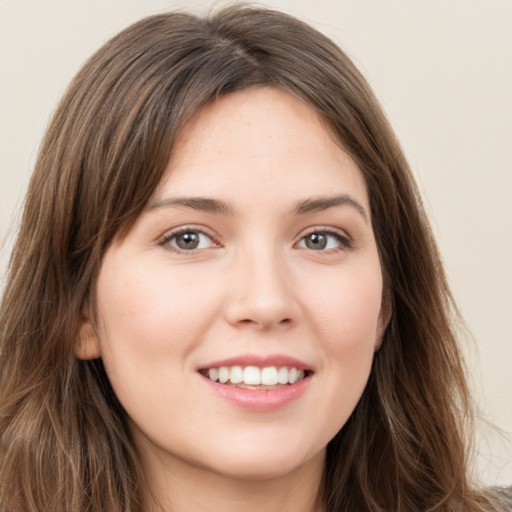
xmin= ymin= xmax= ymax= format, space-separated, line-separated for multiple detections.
xmin=297 ymin=229 xmax=351 ymax=252
xmin=161 ymin=229 xmax=217 ymax=252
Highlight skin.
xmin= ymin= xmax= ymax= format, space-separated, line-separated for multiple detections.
xmin=78 ymin=87 xmax=390 ymax=512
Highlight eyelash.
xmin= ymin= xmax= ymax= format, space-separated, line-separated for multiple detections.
xmin=158 ymin=227 xmax=352 ymax=254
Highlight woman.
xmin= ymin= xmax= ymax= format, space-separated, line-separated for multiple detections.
xmin=0 ymin=6 xmax=509 ymax=512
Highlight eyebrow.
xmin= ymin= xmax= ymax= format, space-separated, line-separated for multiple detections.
xmin=146 ymin=197 xmax=234 ymax=215
xmin=293 ymin=195 xmax=368 ymax=221
xmin=146 ymin=194 xmax=368 ymax=221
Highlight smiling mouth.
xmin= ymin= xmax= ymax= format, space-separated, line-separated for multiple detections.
xmin=199 ymin=365 xmax=311 ymax=389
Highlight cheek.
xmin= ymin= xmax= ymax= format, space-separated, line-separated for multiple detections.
xmin=307 ymin=272 xmax=382 ymax=429
xmin=93 ymin=261 xmax=226 ymax=419
xmin=97 ymin=259 xmax=219 ymax=350
xmin=93 ymin=259 xmax=221 ymax=421
xmin=304 ymin=264 xmax=384 ymax=350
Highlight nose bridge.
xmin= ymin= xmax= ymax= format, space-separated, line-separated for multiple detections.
xmin=225 ymin=239 xmax=299 ymax=329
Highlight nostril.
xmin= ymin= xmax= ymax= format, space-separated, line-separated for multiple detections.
xmin=236 ymin=317 xmax=293 ymax=328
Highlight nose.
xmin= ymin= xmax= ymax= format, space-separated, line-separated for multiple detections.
xmin=223 ymin=247 xmax=301 ymax=330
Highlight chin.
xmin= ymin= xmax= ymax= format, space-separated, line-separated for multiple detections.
xmin=198 ymin=441 xmax=325 ymax=482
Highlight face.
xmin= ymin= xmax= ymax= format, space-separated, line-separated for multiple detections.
xmin=79 ymin=87 xmax=388 ymax=483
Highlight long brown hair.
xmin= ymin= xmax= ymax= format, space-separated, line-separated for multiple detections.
xmin=0 ymin=6 xmax=505 ymax=511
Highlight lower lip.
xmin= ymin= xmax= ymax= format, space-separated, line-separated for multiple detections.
xmin=200 ymin=374 xmax=311 ymax=412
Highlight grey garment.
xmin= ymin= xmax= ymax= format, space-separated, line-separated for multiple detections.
xmin=492 ymin=486 xmax=512 ymax=511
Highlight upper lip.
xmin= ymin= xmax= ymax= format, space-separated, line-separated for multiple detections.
xmin=198 ymin=354 xmax=313 ymax=371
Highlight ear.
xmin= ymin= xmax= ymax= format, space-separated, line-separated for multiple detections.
xmin=75 ymin=305 xmax=102 ymax=360
xmin=374 ymin=293 xmax=392 ymax=352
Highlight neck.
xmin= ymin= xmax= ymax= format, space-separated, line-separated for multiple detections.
xmin=140 ymin=446 xmax=325 ymax=512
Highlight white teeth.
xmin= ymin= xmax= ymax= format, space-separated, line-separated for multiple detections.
xmin=277 ymin=367 xmax=289 ymax=384
xmin=230 ymin=366 xmax=243 ymax=384
xmin=261 ymin=366 xmax=278 ymax=385
xmin=243 ymin=366 xmax=261 ymax=385
xmin=218 ymin=367 xmax=229 ymax=384
xmin=205 ymin=365 xmax=307 ymax=386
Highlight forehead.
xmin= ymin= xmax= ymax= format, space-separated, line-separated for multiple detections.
xmin=155 ymin=87 xmax=369 ymax=209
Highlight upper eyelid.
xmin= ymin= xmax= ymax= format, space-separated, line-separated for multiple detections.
xmin=159 ymin=224 xmax=217 ymax=238
xmin=157 ymin=225 xmax=220 ymax=246
xmin=298 ymin=225 xmax=351 ymax=240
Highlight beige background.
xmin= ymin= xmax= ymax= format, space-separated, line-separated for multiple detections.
xmin=1 ymin=0 xmax=511 ymax=484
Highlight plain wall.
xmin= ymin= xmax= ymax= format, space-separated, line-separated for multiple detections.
xmin=1 ymin=0 xmax=511 ymax=484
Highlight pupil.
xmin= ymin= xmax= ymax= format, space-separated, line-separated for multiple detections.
xmin=177 ymin=232 xmax=199 ymax=250
xmin=306 ymin=233 xmax=327 ymax=250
